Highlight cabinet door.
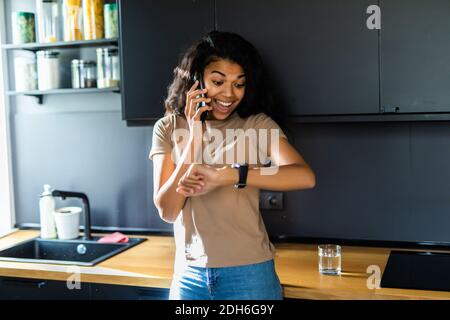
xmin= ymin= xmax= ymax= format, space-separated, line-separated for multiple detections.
xmin=91 ymin=283 xmax=169 ymax=300
xmin=381 ymin=0 xmax=450 ymax=113
xmin=119 ymin=0 xmax=215 ymax=122
xmin=216 ymin=0 xmax=379 ymax=116
xmin=0 ymin=277 xmax=90 ymax=300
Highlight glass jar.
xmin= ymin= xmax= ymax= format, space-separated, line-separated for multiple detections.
xmin=36 ymin=50 xmax=60 ymax=90
xmin=104 ymin=3 xmax=118 ymax=39
xmin=62 ymin=0 xmax=83 ymax=41
xmin=11 ymin=12 xmax=36 ymax=44
xmin=36 ymin=0 xmax=60 ymax=43
xmin=96 ymin=48 xmax=120 ymax=88
xmin=14 ymin=53 xmax=38 ymax=91
xmin=83 ymin=0 xmax=104 ymax=40
xmin=71 ymin=59 xmax=97 ymax=88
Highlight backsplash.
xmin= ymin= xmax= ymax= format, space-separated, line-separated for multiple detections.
xmin=11 ymin=103 xmax=450 ymax=245
xmin=10 ymin=94 xmax=171 ymax=232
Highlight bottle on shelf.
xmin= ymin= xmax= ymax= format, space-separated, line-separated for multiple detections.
xmin=96 ymin=47 xmax=119 ymax=88
xmin=71 ymin=59 xmax=97 ymax=88
xmin=83 ymin=0 xmax=104 ymax=40
xmin=62 ymin=0 xmax=83 ymax=41
xmin=14 ymin=52 xmax=38 ymax=91
xmin=104 ymin=3 xmax=118 ymax=39
xmin=36 ymin=50 xmax=60 ymax=90
xmin=11 ymin=11 xmax=36 ymax=44
xmin=36 ymin=0 xmax=60 ymax=43
xmin=39 ymin=184 xmax=57 ymax=239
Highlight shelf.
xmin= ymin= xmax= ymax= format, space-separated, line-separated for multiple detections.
xmin=288 ymin=113 xmax=450 ymax=123
xmin=6 ymin=87 xmax=120 ymax=104
xmin=2 ymin=38 xmax=118 ymax=51
xmin=122 ymin=113 xmax=450 ymax=127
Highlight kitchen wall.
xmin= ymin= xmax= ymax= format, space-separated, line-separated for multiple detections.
xmin=11 ymin=89 xmax=450 ymax=244
xmin=265 ymin=120 xmax=450 ymax=243
xmin=5 ymin=0 xmax=450 ymax=245
xmin=10 ymin=95 xmax=172 ymax=232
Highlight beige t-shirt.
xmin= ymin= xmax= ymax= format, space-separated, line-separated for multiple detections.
xmin=149 ymin=111 xmax=286 ymax=270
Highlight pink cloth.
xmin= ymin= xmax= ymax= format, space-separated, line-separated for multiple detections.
xmin=97 ymin=232 xmax=129 ymax=244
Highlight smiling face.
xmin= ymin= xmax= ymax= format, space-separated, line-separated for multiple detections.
xmin=203 ymin=59 xmax=246 ymax=120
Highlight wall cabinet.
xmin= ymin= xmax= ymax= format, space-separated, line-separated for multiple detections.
xmin=216 ymin=0 xmax=380 ymax=117
xmin=380 ymin=0 xmax=450 ymax=114
xmin=119 ymin=0 xmax=450 ymax=123
xmin=119 ymin=0 xmax=215 ymax=122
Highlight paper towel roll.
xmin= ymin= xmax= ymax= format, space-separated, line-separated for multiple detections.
xmin=53 ymin=206 xmax=81 ymax=240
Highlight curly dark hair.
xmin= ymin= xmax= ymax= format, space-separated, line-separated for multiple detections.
xmin=164 ymin=31 xmax=280 ymax=121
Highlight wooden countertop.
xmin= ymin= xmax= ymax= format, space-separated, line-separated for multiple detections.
xmin=1 ymin=230 xmax=449 ymax=300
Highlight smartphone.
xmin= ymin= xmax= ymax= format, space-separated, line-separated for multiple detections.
xmin=193 ymin=72 xmax=208 ymax=122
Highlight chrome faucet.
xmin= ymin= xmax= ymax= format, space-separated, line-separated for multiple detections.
xmin=51 ymin=190 xmax=93 ymax=241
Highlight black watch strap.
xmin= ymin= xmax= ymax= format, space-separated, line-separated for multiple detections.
xmin=232 ymin=163 xmax=249 ymax=189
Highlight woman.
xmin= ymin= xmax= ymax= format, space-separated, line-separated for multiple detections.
xmin=149 ymin=31 xmax=316 ymax=300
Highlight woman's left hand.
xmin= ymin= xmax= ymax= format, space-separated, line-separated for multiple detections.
xmin=176 ymin=164 xmax=224 ymax=197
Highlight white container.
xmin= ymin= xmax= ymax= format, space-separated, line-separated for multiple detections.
xmin=96 ymin=48 xmax=119 ymax=88
xmin=14 ymin=54 xmax=37 ymax=91
xmin=36 ymin=0 xmax=60 ymax=43
xmin=36 ymin=50 xmax=60 ymax=90
xmin=39 ymin=184 xmax=57 ymax=239
xmin=53 ymin=206 xmax=81 ymax=240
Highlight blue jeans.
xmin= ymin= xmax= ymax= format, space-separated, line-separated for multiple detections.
xmin=169 ymin=259 xmax=283 ymax=300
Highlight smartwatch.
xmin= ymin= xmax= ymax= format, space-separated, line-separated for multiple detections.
xmin=231 ymin=163 xmax=249 ymax=189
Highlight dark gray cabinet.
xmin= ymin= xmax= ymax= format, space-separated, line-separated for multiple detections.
xmin=91 ymin=283 xmax=169 ymax=300
xmin=0 ymin=276 xmax=170 ymax=300
xmin=216 ymin=0 xmax=380 ymax=116
xmin=119 ymin=0 xmax=215 ymax=123
xmin=380 ymin=0 xmax=450 ymax=113
xmin=119 ymin=0 xmax=450 ymax=122
xmin=0 ymin=276 xmax=90 ymax=300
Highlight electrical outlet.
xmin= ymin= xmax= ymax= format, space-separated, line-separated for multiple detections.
xmin=259 ymin=191 xmax=283 ymax=210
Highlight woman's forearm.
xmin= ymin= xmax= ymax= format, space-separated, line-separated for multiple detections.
xmin=219 ymin=164 xmax=316 ymax=191
xmin=155 ymin=163 xmax=189 ymax=223
xmin=155 ymin=137 xmax=200 ymax=223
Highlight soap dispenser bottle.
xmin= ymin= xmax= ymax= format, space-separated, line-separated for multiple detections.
xmin=39 ymin=184 xmax=57 ymax=239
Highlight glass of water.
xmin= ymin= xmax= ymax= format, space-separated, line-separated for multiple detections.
xmin=318 ymin=244 xmax=341 ymax=275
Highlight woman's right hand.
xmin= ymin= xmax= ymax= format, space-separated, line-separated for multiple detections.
xmin=184 ymin=80 xmax=212 ymax=132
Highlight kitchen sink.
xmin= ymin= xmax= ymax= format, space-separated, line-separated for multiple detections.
xmin=0 ymin=236 xmax=147 ymax=266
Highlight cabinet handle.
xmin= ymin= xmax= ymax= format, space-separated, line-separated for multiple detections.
xmin=3 ymin=278 xmax=47 ymax=289
xmin=381 ymin=106 xmax=400 ymax=113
